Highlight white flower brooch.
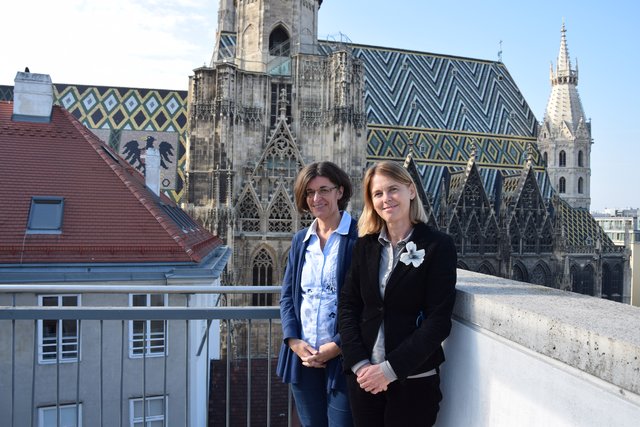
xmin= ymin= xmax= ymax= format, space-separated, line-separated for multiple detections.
xmin=399 ymin=241 xmax=425 ymax=267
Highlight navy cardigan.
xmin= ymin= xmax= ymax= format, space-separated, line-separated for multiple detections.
xmin=276 ymin=217 xmax=358 ymax=391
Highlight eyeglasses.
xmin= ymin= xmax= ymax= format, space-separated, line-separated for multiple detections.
xmin=305 ymin=186 xmax=337 ymax=198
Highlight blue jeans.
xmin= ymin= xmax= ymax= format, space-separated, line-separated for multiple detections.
xmin=291 ymin=365 xmax=353 ymax=427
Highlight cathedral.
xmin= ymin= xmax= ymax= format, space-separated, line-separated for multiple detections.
xmin=0 ymin=1 xmax=628 ymax=304
xmin=184 ymin=1 xmax=629 ymax=303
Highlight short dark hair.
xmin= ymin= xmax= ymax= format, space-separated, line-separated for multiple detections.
xmin=293 ymin=161 xmax=352 ymax=213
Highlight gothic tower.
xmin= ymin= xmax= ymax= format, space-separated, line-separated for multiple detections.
xmin=185 ymin=0 xmax=366 ymax=288
xmin=537 ymin=23 xmax=592 ymax=210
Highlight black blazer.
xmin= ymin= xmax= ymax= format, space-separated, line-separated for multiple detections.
xmin=338 ymin=222 xmax=457 ymax=381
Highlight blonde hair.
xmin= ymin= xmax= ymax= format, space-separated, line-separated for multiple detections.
xmin=358 ymin=160 xmax=428 ymax=236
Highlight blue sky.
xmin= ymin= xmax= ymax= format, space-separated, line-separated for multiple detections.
xmin=2 ymin=0 xmax=638 ymax=211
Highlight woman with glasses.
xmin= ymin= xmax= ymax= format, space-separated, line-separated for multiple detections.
xmin=338 ymin=161 xmax=457 ymax=427
xmin=277 ymin=161 xmax=357 ymax=426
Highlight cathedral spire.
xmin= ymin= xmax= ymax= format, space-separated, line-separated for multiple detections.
xmin=554 ymin=21 xmax=577 ymax=83
xmin=543 ymin=22 xmax=587 ymax=132
xmin=538 ymin=22 xmax=592 ymax=210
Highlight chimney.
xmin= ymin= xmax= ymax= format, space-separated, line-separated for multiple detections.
xmin=12 ymin=70 xmax=53 ymax=123
xmin=145 ymin=147 xmax=161 ymax=197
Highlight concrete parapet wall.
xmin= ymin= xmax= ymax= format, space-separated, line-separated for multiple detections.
xmin=438 ymin=270 xmax=640 ymax=426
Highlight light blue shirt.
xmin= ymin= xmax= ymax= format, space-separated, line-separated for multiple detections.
xmin=300 ymin=211 xmax=352 ymax=349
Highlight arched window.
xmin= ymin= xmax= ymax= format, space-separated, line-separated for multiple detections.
xmin=559 ymin=150 xmax=566 ymax=167
xmin=531 ymin=263 xmax=550 ymax=287
xmin=573 ymin=264 xmax=594 ymax=296
xmin=268 ymin=192 xmax=293 ymax=233
xmin=543 ymin=152 xmax=548 ymax=166
xmin=578 ymin=150 xmax=584 ymax=167
xmin=559 ymin=177 xmax=566 ymax=193
xmin=252 ymin=248 xmax=274 ymax=306
xmin=269 ymin=26 xmax=290 ymax=56
xmin=578 ymin=177 xmax=584 ymax=194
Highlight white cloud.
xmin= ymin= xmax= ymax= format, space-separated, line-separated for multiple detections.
xmin=1 ymin=0 xmax=217 ymax=89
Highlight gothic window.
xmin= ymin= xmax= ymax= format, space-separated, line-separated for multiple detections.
xmin=462 ymin=176 xmax=483 ymax=211
xmin=578 ymin=177 xmax=584 ymax=194
xmin=478 ymin=262 xmax=496 ymax=276
xmin=559 ymin=150 xmax=566 ymax=167
xmin=483 ymin=218 xmax=499 ymax=254
xmin=523 ymin=218 xmax=537 ymax=253
xmin=559 ymin=177 xmax=566 ymax=194
xmin=457 ymin=261 xmax=470 ymax=271
xmin=573 ymin=264 xmax=594 ymax=296
xmin=578 ymin=150 xmax=584 ymax=167
xmin=602 ymin=263 xmax=611 ymax=300
xmin=531 ymin=263 xmax=550 ymax=287
xmin=268 ymin=192 xmax=293 ymax=233
xmin=509 ymin=218 xmax=521 ymax=254
xmin=464 ymin=216 xmax=481 ymax=253
xmin=238 ymin=193 xmax=262 ymax=233
xmin=300 ymin=211 xmax=314 ymax=229
xmin=269 ymin=26 xmax=290 ymax=56
xmin=270 ymin=83 xmax=292 ymax=127
xmin=512 ymin=263 xmax=528 ymax=282
xmin=611 ymin=264 xmax=623 ymax=302
xmin=539 ymin=219 xmax=553 ymax=253
xmin=543 ymin=152 xmax=548 ymax=166
xmin=263 ymin=134 xmax=299 ymax=180
xmin=252 ymin=248 xmax=274 ymax=306
xmin=447 ymin=217 xmax=462 ymax=253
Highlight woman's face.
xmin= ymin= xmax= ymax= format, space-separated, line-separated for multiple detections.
xmin=305 ymin=176 xmax=343 ymax=222
xmin=369 ymin=172 xmax=415 ymax=226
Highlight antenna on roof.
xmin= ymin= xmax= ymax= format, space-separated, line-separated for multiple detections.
xmin=498 ymin=40 xmax=503 ymax=62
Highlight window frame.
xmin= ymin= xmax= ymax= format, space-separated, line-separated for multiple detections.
xmin=129 ymin=294 xmax=168 ymax=358
xmin=559 ymin=176 xmax=566 ymax=194
xmin=129 ymin=395 xmax=167 ymax=427
xmin=27 ymin=196 xmax=64 ymax=234
xmin=38 ymin=294 xmax=80 ymax=364
xmin=38 ymin=403 xmax=82 ymax=427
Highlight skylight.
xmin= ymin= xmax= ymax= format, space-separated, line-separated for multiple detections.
xmin=27 ymin=196 xmax=64 ymax=234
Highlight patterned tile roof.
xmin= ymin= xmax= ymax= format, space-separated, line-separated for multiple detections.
xmin=0 ymin=101 xmax=220 ymax=265
xmin=556 ymin=198 xmax=619 ymax=252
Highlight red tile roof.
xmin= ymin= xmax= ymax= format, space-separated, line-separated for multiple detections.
xmin=0 ymin=101 xmax=221 ymax=264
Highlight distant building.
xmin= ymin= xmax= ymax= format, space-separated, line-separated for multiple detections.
xmin=0 ymin=71 xmax=230 ymax=426
xmin=593 ymin=208 xmax=640 ymax=305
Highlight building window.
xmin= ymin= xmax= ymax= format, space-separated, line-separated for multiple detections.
xmin=27 ymin=196 xmax=64 ymax=234
xmin=559 ymin=150 xmax=566 ymax=167
xmin=38 ymin=403 xmax=82 ymax=427
xmin=130 ymin=396 xmax=166 ymax=427
xmin=270 ymin=83 xmax=292 ymax=127
xmin=578 ymin=177 xmax=584 ymax=194
xmin=543 ymin=152 xmax=548 ymax=166
xmin=578 ymin=150 xmax=584 ymax=167
xmin=38 ymin=295 xmax=80 ymax=363
xmin=559 ymin=177 xmax=566 ymax=193
xmin=130 ymin=294 xmax=167 ymax=357
xmin=269 ymin=25 xmax=290 ymax=56
xmin=252 ymin=248 xmax=274 ymax=306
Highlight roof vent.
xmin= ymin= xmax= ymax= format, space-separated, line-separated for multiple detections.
xmin=12 ymin=70 xmax=53 ymax=123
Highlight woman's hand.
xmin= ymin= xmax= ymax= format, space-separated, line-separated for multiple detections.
xmin=356 ymin=364 xmax=391 ymax=394
xmin=288 ymin=338 xmax=317 ymax=361
xmin=303 ymin=342 xmax=341 ymax=368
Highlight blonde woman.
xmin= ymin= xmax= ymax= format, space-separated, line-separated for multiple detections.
xmin=339 ymin=161 xmax=457 ymax=426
